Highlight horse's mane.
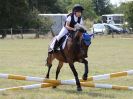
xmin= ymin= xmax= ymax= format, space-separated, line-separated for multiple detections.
xmin=77 ymin=27 xmax=86 ymax=33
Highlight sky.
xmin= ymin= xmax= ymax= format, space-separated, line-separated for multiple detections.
xmin=110 ymin=0 xmax=133 ymax=6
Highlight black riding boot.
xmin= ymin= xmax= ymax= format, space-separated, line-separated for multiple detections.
xmin=53 ymin=40 xmax=59 ymax=52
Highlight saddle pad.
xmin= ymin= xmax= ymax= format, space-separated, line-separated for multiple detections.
xmin=48 ymin=36 xmax=68 ymax=52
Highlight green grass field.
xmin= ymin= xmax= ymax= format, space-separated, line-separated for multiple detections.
xmin=0 ymin=36 xmax=133 ymax=99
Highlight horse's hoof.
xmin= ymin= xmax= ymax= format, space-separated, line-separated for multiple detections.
xmin=45 ymin=76 xmax=49 ymax=79
xmin=45 ymin=78 xmax=49 ymax=79
xmin=77 ymin=87 xmax=82 ymax=91
xmin=82 ymin=76 xmax=87 ymax=81
xmin=52 ymin=86 xmax=57 ymax=89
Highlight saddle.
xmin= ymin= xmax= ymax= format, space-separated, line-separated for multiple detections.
xmin=48 ymin=31 xmax=76 ymax=54
xmin=57 ymin=31 xmax=76 ymax=49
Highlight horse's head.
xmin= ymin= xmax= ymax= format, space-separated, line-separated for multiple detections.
xmin=82 ymin=33 xmax=92 ymax=47
xmin=73 ymin=27 xmax=93 ymax=58
xmin=80 ymin=33 xmax=93 ymax=58
xmin=74 ymin=27 xmax=86 ymax=39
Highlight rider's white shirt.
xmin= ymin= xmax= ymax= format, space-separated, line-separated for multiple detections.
xmin=56 ymin=14 xmax=84 ymax=41
xmin=66 ymin=15 xmax=83 ymax=25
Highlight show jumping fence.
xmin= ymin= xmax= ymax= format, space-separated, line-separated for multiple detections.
xmin=0 ymin=82 xmax=133 ymax=92
xmin=0 ymin=70 xmax=132 ymax=92
xmin=0 ymin=70 xmax=133 ymax=83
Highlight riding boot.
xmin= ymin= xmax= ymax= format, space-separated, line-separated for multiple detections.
xmin=53 ymin=40 xmax=59 ymax=52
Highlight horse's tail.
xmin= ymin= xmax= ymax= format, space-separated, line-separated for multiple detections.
xmin=45 ymin=52 xmax=53 ymax=67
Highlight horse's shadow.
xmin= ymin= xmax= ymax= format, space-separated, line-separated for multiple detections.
xmin=53 ymin=87 xmax=115 ymax=98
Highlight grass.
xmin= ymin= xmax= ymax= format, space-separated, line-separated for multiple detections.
xmin=0 ymin=36 xmax=133 ymax=99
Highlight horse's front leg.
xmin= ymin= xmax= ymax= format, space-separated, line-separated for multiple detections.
xmin=80 ymin=58 xmax=88 ymax=80
xmin=69 ymin=63 xmax=82 ymax=91
xmin=45 ymin=64 xmax=52 ymax=79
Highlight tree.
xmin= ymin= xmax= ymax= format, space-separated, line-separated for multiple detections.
xmin=92 ymin=0 xmax=113 ymax=16
xmin=124 ymin=2 xmax=133 ymax=28
xmin=67 ymin=0 xmax=97 ymax=20
xmin=28 ymin=0 xmax=67 ymax=13
xmin=0 ymin=0 xmax=30 ymax=28
xmin=0 ymin=0 xmax=53 ymax=29
xmin=113 ymin=2 xmax=133 ymax=28
xmin=112 ymin=3 xmax=127 ymax=14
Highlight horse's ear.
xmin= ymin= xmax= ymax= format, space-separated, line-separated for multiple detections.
xmin=78 ymin=27 xmax=86 ymax=33
xmin=84 ymin=29 xmax=87 ymax=33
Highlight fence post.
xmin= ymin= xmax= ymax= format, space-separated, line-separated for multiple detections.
xmin=93 ymin=28 xmax=95 ymax=38
xmin=20 ymin=28 xmax=23 ymax=39
xmin=111 ymin=30 xmax=114 ymax=38
xmin=35 ymin=28 xmax=40 ymax=38
xmin=1 ymin=29 xmax=6 ymax=39
xmin=11 ymin=28 xmax=13 ymax=39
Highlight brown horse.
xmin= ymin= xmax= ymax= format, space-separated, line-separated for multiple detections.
xmin=45 ymin=28 xmax=92 ymax=91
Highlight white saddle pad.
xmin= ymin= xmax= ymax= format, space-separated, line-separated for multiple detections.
xmin=48 ymin=36 xmax=68 ymax=52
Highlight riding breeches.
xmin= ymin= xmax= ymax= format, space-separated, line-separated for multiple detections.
xmin=56 ymin=27 xmax=68 ymax=41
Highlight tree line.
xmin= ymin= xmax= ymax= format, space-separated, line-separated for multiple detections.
xmin=0 ymin=0 xmax=133 ymax=29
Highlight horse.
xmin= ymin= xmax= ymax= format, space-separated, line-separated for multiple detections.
xmin=45 ymin=28 xmax=92 ymax=91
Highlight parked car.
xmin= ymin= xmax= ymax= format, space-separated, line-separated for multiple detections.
xmin=103 ymin=23 xmax=123 ymax=34
xmin=122 ymin=29 xmax=128 ymax=33
xmin=91 ymin=23 xmax=128 ymax=35
xmin=92 ymin=24 xmax=108 ymax=34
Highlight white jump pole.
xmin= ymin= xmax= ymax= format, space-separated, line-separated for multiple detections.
xmin=0 ymin=70 xmax=132 ymax=83
xmin=0 ymin=82 xmax=132 ymax=92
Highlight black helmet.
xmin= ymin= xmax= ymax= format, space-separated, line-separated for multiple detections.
xmin=72 ymin=4 xmax=84 ymax=13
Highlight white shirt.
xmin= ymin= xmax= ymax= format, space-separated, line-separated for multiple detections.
xmin=66 ymin=14 xmax=83 ymax=25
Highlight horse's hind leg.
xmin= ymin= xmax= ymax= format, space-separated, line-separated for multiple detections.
xmin=53 ymin=61 xmax=63 ymax=88
xmin=45 ymin=53 xmax=54 ymax=79
xmin=56 ymin=61 xmax=63 ymax=80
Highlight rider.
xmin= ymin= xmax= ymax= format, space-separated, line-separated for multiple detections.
xmin=53 ymin=4 xmax=84 ymax=51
